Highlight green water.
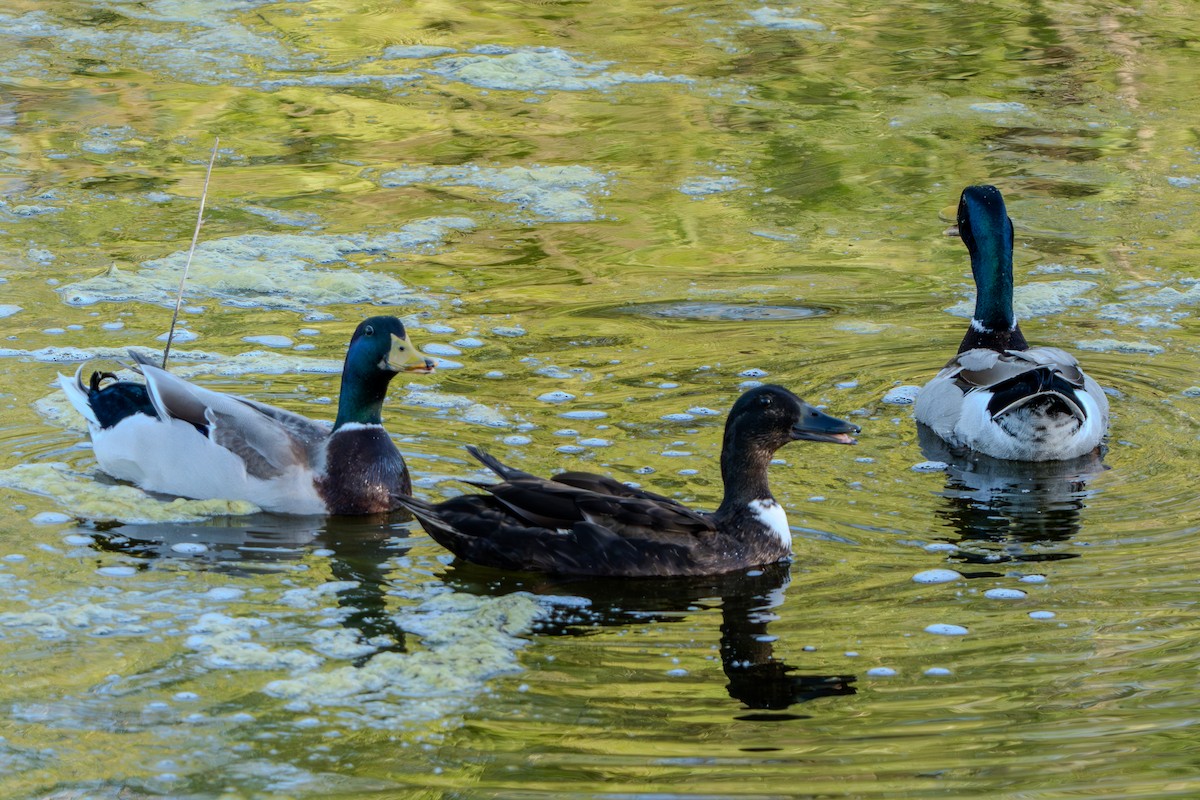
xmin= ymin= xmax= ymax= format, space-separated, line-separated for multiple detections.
xmin=2 ymin=0 xmax=1200 ymax=797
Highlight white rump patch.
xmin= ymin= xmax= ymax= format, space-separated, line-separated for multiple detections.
xmin=748 ymin=498 xmax=791 ymax=548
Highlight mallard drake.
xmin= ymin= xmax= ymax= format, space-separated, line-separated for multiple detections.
xmin=395 ymin=384 xmax=859 ymax=577
xmin=58 ymin=316 xmax=435 ymax=515
xmin=914 ymin=185 xmax=1109 ymax=461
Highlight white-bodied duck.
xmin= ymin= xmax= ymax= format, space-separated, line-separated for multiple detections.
xmin=59 ymin=316 xmax=434 ymax=515
xmin=914 ymin=185 xmax=1108 ymax=461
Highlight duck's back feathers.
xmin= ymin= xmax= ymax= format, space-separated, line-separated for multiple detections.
xmin=397 ymin=491 xmax=710 ymax=578
xmin=63 ymin=360 xmax=329 ymax=514
xmin=467 ymin=444 xmax=685 ymax=507
xmin=916 ymin=346 xmax=1108 ymax=461
xmin=138 ymin=361 xmax=327 ymax=480
xmin=465 ymin=447 xmax=716 ymax=540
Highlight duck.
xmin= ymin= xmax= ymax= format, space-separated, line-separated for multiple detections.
xmin=394 ymin=384 xmax=859 ymax=577
xmin=58 ymin=316 xmax=435 ymax=515
xmin=914 ymin=185 xmax=1109 ymax=461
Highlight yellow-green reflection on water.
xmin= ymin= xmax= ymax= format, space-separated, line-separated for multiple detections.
xmin=1 ymin=0 xmax=1200 ymax=796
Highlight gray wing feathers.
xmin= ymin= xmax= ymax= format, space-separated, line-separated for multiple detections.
xmin=206 ymin=409 xmax=309 ymax=479
xmin=946 ymin=347 xmax=1086 ymax=391
xmin=139 ymin=362 xmax=328 ymax=479
xmin=916 ymin=347 xmax=1093 ymax=438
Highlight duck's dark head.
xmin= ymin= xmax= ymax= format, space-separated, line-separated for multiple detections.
xmin=725 ymin=385 xmax=859 ymax=453
xmin=346 ymin=316 xmax=434 ymax=377
xmin=717 ymin=384 xmax=858 ymax=511
xmin=957 ymin=184 xmax=1017 ymax=336
xmin=334 ymin=316 xmax=434 ymax=429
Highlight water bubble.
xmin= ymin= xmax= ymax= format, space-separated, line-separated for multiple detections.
xmin=912 ymin=569 xmax=963 ymax=584
xmin=96 ymin=566 xmax=137 ymax=577
xmin=31 ymin=512 xmax=72 ymax=525
xmin=882 ymin=385 xmax=921 ymax=405
xmin=242 ymin=335 xmax=293 ymax=348
xmin=924 ymin=624 xmax=969 ymax=636
xmin=560 ymin=410 xmax=607 ymax=420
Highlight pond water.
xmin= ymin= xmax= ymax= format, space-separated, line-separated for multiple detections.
xmin=1 ymin=0 xmax=1199 ymax=797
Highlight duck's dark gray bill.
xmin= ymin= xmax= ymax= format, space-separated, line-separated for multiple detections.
xmin=792 ymin=405 xmax=860 ymax=445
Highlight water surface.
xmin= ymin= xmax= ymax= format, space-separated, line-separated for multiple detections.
xmin=1 ymin=0 xmax=1199 ymax=797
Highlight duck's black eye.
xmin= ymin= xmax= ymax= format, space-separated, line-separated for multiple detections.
xmin=758 ymin=394 xmax=773 ymax=407
xmin=364 ymin=325 xmax=374 ymax=337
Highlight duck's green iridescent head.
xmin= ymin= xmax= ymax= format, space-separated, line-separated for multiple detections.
xmin=958 ymin=184 xmax=1016 ymax=333
xmin=335 ymin=316 xmax=434 ymax=429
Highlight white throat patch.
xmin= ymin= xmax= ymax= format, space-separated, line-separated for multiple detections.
xmin=748 ymin=498 xmax=791 ymax=548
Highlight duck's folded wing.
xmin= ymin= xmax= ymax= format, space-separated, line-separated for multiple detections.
xmin=1006 ymin=347 xmax=1085 ymax=385
xmin=549 ymin=471 xmax=687 ymax=507
xmin=399 ymin=494 xmax=706 ymax=577
xmin=478 ymin=477 xmax=605 ymax=529
xmin=573 ymin=493 xmax=717 ymax=541
xmin=139 ymin=363 xmax=328 ymax=479
xmin=465 ymin=446 xmax=688 ymax=509
xmin=480 ymin=477 xmax=715 ymax=541
xmin=952 ymin=347 xmax=1085 ymax=391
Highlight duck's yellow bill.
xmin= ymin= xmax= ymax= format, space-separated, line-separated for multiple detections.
xmin=387 ymin=333 xmax=436 ymax=374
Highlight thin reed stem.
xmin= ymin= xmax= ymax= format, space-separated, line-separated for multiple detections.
xmin=162 ymin=138 xmax=219 ymax=369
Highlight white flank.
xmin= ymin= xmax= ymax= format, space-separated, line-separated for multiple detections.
xmin=92 ymin=415 xmax=326 ymax=515
xmin=748 ymin=498 xmax=791 ymax=548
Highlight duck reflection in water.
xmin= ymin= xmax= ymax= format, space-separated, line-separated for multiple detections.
xmin=89 ymin=511 xmax=414 ymax=663
xmin=443 ymin=560 xmax=856 ymax=715
xmin=917 ymin=425 xmax=1107 ymax=568
xmin=88 ymin=515 xmax=855 ymax=713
